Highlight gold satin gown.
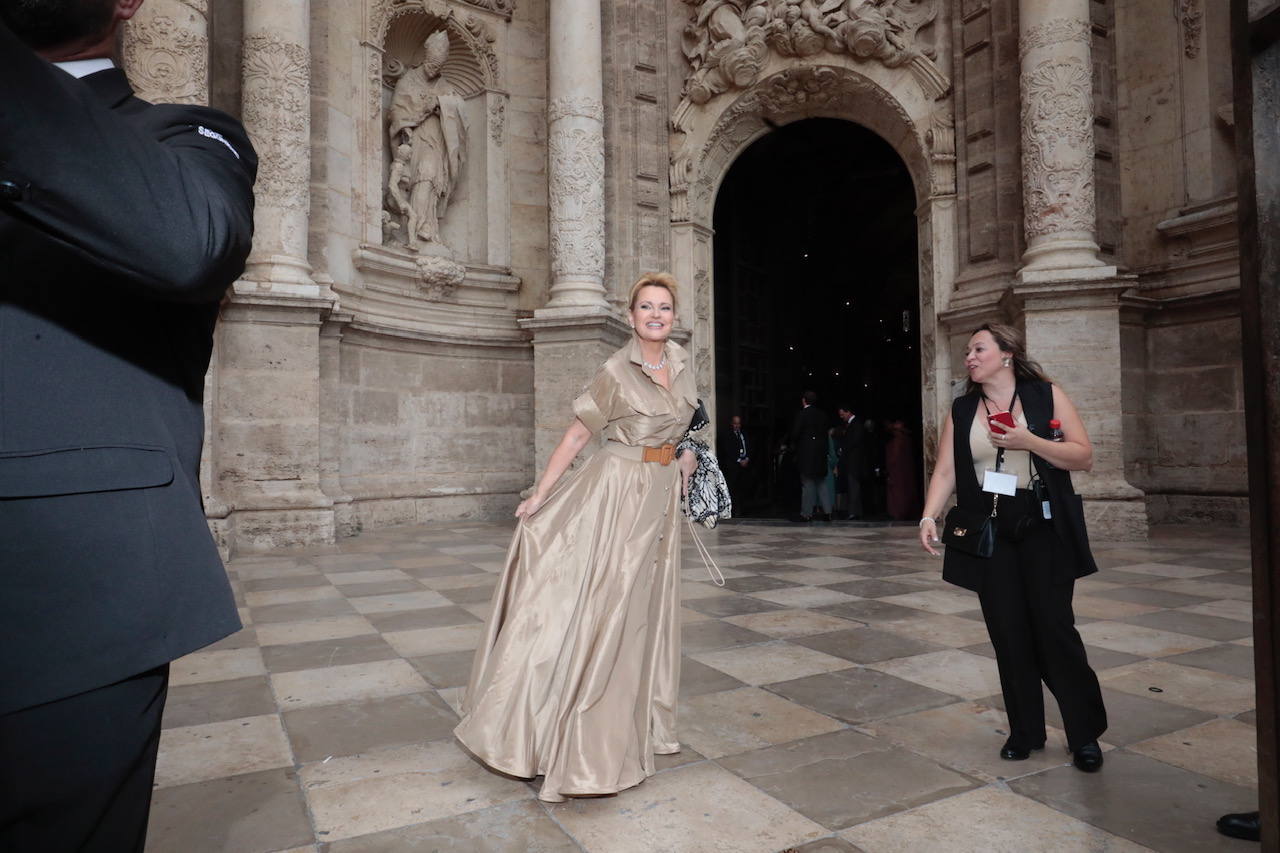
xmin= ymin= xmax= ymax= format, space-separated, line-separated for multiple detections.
xmin=454 ymin=337 xmax=697 ymax=802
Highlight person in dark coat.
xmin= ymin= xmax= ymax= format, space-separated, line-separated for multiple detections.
xmin=835 ymin=404 xmax=866 ymax=519
xmin=0 ymin=2 xmax=257 ymax=849
xmin=718 ymin=414 xmax=755 ymax=508
xmin=918 ymin=323 xmax=1106 ymax=773
xmin=787 ymin=391 xmax=832 ymax=521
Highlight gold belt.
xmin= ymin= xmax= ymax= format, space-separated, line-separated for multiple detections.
xmin=605 ymin=441 xmax=677 ymax=465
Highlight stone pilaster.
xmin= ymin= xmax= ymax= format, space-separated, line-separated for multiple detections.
xmin=1015 ymin=0 xmax=1145 ymax=539
xmin=215 ymin=0 xmax=335 ymax=551
xmin=544 ymin=0 xmax=608 ymax=311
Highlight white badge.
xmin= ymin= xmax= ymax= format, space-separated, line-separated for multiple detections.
xmin=982 ymin=469 xmax=1018 ymax=496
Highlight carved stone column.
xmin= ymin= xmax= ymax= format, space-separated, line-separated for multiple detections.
xmin=1015 ymin=0 xmax=1146 ymax=539
xmin=544 ymin=0 xmax=608 ymax=310
xmin=240 ymin=0 xmax=314 ymax=293
xmin=214 ymin=0 xmax=335 ymax=551
xmin=1017 ymin=0 xmax=1113 ymax=280
xmin=121 ymin=0 xmax=208 ymax=105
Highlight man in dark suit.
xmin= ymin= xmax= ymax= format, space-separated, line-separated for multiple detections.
xmin=718 ymin=414 xmax=754 ymax=508
xmin=786 ymin=391 xmax=831 ymax=521
xmin=835 ymin=404 xmax=866 ymax=519
xmin=0 ymin=2 xmax=257 ymax=850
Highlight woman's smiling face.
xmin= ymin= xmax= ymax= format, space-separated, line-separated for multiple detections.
xmin=630 ymin=285 xmax=675 ymax=342
xmin=965 ymin=329 xmax=1011 ymax=384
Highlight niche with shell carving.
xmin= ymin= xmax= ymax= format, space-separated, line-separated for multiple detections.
xmin=379 ymin=7 xmax=502 ymax=267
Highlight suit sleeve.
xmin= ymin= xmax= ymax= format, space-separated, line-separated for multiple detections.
xmin=0 ymin=20 xmax=257 ymax=303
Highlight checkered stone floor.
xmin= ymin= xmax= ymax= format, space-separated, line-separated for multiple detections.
xmin=145 ymin=521 xmax=1260 ymax=852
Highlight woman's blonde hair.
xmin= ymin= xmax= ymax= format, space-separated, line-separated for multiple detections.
xmin=966 ymin=321 xmax=1051 ymax=394
xmin=628 ymin=272 xmax=679 ymax=312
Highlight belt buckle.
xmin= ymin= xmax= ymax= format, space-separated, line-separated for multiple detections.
xmin=658 ymin=444 xmax=675 ymax=466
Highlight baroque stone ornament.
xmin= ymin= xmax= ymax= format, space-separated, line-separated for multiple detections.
xmin=678 ymin=0 xmax=947 ymax=107
xmin=489 ymin=98 xmax=506 ymax=145
xmin=1017 ymin=16 xmax=1090 ymax=62
xmin=548 ymin=96 xmax=606 ymax=124
xmin=386 ymin=30 xmax=469 ymax=251
xmin=242 ymin=35 xmax=311 ymax=211
xmin=373 ymin=0 xmax=500 ymax=93
xmin=549 ymin=122 xmax=607 ymax=279
xmin=122 ymin=8 xmax=208 ymax=104
xmin=1020 ymin=57 xmax=1095 ymax=239
xmin=1179 ymin=0 xmax=1203 ymax=59
xmin=415 ymin=253 xmax=466 ymax=299
xmin=926 ymin=108 xmax=955 ymax=197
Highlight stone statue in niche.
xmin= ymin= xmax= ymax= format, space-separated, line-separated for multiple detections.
xmin=386 ymin=30 xmax=468 ymax=253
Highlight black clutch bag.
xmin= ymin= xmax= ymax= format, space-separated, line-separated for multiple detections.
xmin=941 ymin=503 xmax=996 ymax=558
xmin=688 ymin=398 xmax=710 ymax=433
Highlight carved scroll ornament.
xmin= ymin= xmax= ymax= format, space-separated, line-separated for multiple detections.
xmin=549 ymin=124 xmax=606 ymax=279
xmin=122 ymin=10 xmax=208 ymax=104
xmin=241 ymin=36 xmax=311 ymax=211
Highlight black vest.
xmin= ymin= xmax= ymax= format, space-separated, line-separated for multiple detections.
xmin=941 ymin=380 xmax=1098 ymax=592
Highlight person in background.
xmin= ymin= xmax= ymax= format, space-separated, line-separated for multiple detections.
xmin=835 ymin=403 xmax=866 ymax=519
xmin=918 ymin=323 xmax=1107 ymax=772
xmin=0 ymin=2 xmax=257 ymax=850
xmin=719 ymin=413 xmax=754 ymax=508
xmin=884 ymin=418 xmax=921 ymax=520
xmin=786 ymin=390 xmax=832 ymax=522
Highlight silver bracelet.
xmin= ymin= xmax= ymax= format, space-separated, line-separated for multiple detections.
xmin=918 ymin=517 xmax=936 ymax=527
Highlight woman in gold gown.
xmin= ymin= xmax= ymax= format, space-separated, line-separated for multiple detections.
xmin=454 ymin=273 xmax=698 ymax=802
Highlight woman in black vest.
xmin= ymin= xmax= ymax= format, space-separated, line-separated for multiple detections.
xmin=918 ymin=323 xmax=1107 ymax=772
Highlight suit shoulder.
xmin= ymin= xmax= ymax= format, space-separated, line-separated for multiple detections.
xmin=137 ymin=103 xmax=257 ymax=166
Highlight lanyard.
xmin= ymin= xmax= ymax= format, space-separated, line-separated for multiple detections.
xmin=981 ymin=388 xmax=1019 ymax=472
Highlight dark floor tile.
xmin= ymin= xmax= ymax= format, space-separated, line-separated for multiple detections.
xmin=408 ymin=649 xmax=478 ymax=689
xmin=1236 ymin=709 xmax=1257 ymax=726
xmin=162 ymin=676 xmax=277 ymax=730
xmin=320 ymin=799 xmax=578 ymax=852
xmin=1163 ymin=644 xmax=1257 ymax=680
xmin=782 ymin=839 xmax=867 ymax=853
xmin=1194 ymin=571 xmax=1255 ymax=587
xmin=1008 ymin=751 xmax=1257 ymax=853
xmin=1095 ymin=569 xmax=1197 ymax=586
xmin=765 ymin=668 xmax=958 ymax=725
xmin=249 ymin=597 xmax=356 ymax=624
xmin=975 ymin=686 xmax=1214 ymax=747
xmin=262 ymin=633 xmax=400 ymax=674
xmin=723 ymin=575 xmax=804 ymax=593
xmin=364 ymin=605 xmax=482 ymax=632
xmin=820 ymin=579 xmax=921 ymax=598
xmin=1082 ymin=645 xmax=1145 ymax=671
xmin=241 ymin=574 xmax=335 ymax=593
xmin=400 ymin=561 xmax=489 ymax=579
xmin=146 ymin=768 xmax=312 ymax=853
xmin=681 ymin=620 xmax=773 ymax=654
xmin=720 ymin=729 xmax=976 ymax=830
xmin=829 ymin=563 xmax=911 ymax=579
xmin=1091 ymin=586 xmax=1214 ymax=609
xmin=680 ymin=656 xmax=748 ymax=697
xmin=793 ymin=627 xmax=944 ymax=664
xmin=438 ymin=584 xmax=498 ymax=605
xmin=684 ymin=594 xmax=788 ymax=617
xmin=814 ymin=599 xmax=925 ymax=624
xmin=1124 ymin=610 xmax=1253 ymax=642
xmin=283 ymin=691 xmax=458 ymax=762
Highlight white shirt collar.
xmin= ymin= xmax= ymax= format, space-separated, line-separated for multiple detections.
xmin=54 ymin=58 xmax=115 ymax=79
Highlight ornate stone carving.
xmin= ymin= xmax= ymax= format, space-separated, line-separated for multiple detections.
xmin=548 ymin=96 xmax=606 ymax=124
xmin=1179 ymin=0 xmax=1202 ymax=59
xmin=415 ymin=253 xmax=466 ymax=299
xmin=926 ymin=108 xmax=955 ymax=197
xmin=549 ymin=123 xmax=607 ymax=278
xmin=374 ymin=1 xmax=500 ymax=92
xmin=242 ymin=36 xmax=311 ymax=211
xmin=122 ymin=7 xmax=208 ymax=104
xmin=458 ymin=0 xmax=516 ymax=21
xmin=386 ymin=30 xmax=469 ymax=251
xmin=1018 ymin=16 xmax=1090 ymax=62
xmin=1020 ymin=58 xmax=1095 ymax=239
xmin=679 ymin=0 xmax=947 ymax=106
xmin=489 ymin=98 xmax=506 ymax=145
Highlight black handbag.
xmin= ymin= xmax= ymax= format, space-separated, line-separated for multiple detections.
xmin=941 ymin=496 xmax=999 ymax=558
xmin=688 ymin=398 xmax=710 ymax=432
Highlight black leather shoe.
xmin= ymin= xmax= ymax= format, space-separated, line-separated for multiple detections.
xmin=817 ymin=512 xmax=832 ymax=522
xmin=1216 ymin=811 xmax=1261 ymax=842
xmin=1000 ymin=740 xmax=1044 ymax=761
xmin=1072 ymin=741 xmax=1103 ymax=772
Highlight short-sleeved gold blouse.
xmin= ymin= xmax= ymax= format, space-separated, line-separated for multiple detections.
xmin=572 ymin=336 xmax=698 ymax=447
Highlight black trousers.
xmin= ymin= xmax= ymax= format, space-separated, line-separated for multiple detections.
xmin=0 ymin=664 xmax=169 ymax=853
xmin=977 ymin=502 xmax=1106 ymax=752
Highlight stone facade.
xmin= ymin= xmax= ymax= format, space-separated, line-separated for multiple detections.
xmin=120 ymin=0 xmax=1245 ymax=552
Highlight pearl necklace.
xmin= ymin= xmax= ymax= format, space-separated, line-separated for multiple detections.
xmin=642 ymin=353 xmax=667 ymax=371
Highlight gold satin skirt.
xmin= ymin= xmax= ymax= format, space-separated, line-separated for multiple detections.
xmin=454 ymin=444 xmax=683 ymax=802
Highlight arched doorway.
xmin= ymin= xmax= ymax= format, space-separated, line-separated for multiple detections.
xmin=713 ymin=118 xmax=921 ymax=519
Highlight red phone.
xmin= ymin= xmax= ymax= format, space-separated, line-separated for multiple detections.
xmin=987 ymin=411 xmax=1017 ymax=434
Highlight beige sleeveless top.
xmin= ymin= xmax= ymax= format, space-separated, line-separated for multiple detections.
xmin=970 ymin=410 xmax=1033 ymax=489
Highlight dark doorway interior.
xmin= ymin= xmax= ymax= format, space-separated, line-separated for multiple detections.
xmin=713 ymin=118 xmax=921 ymax=519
